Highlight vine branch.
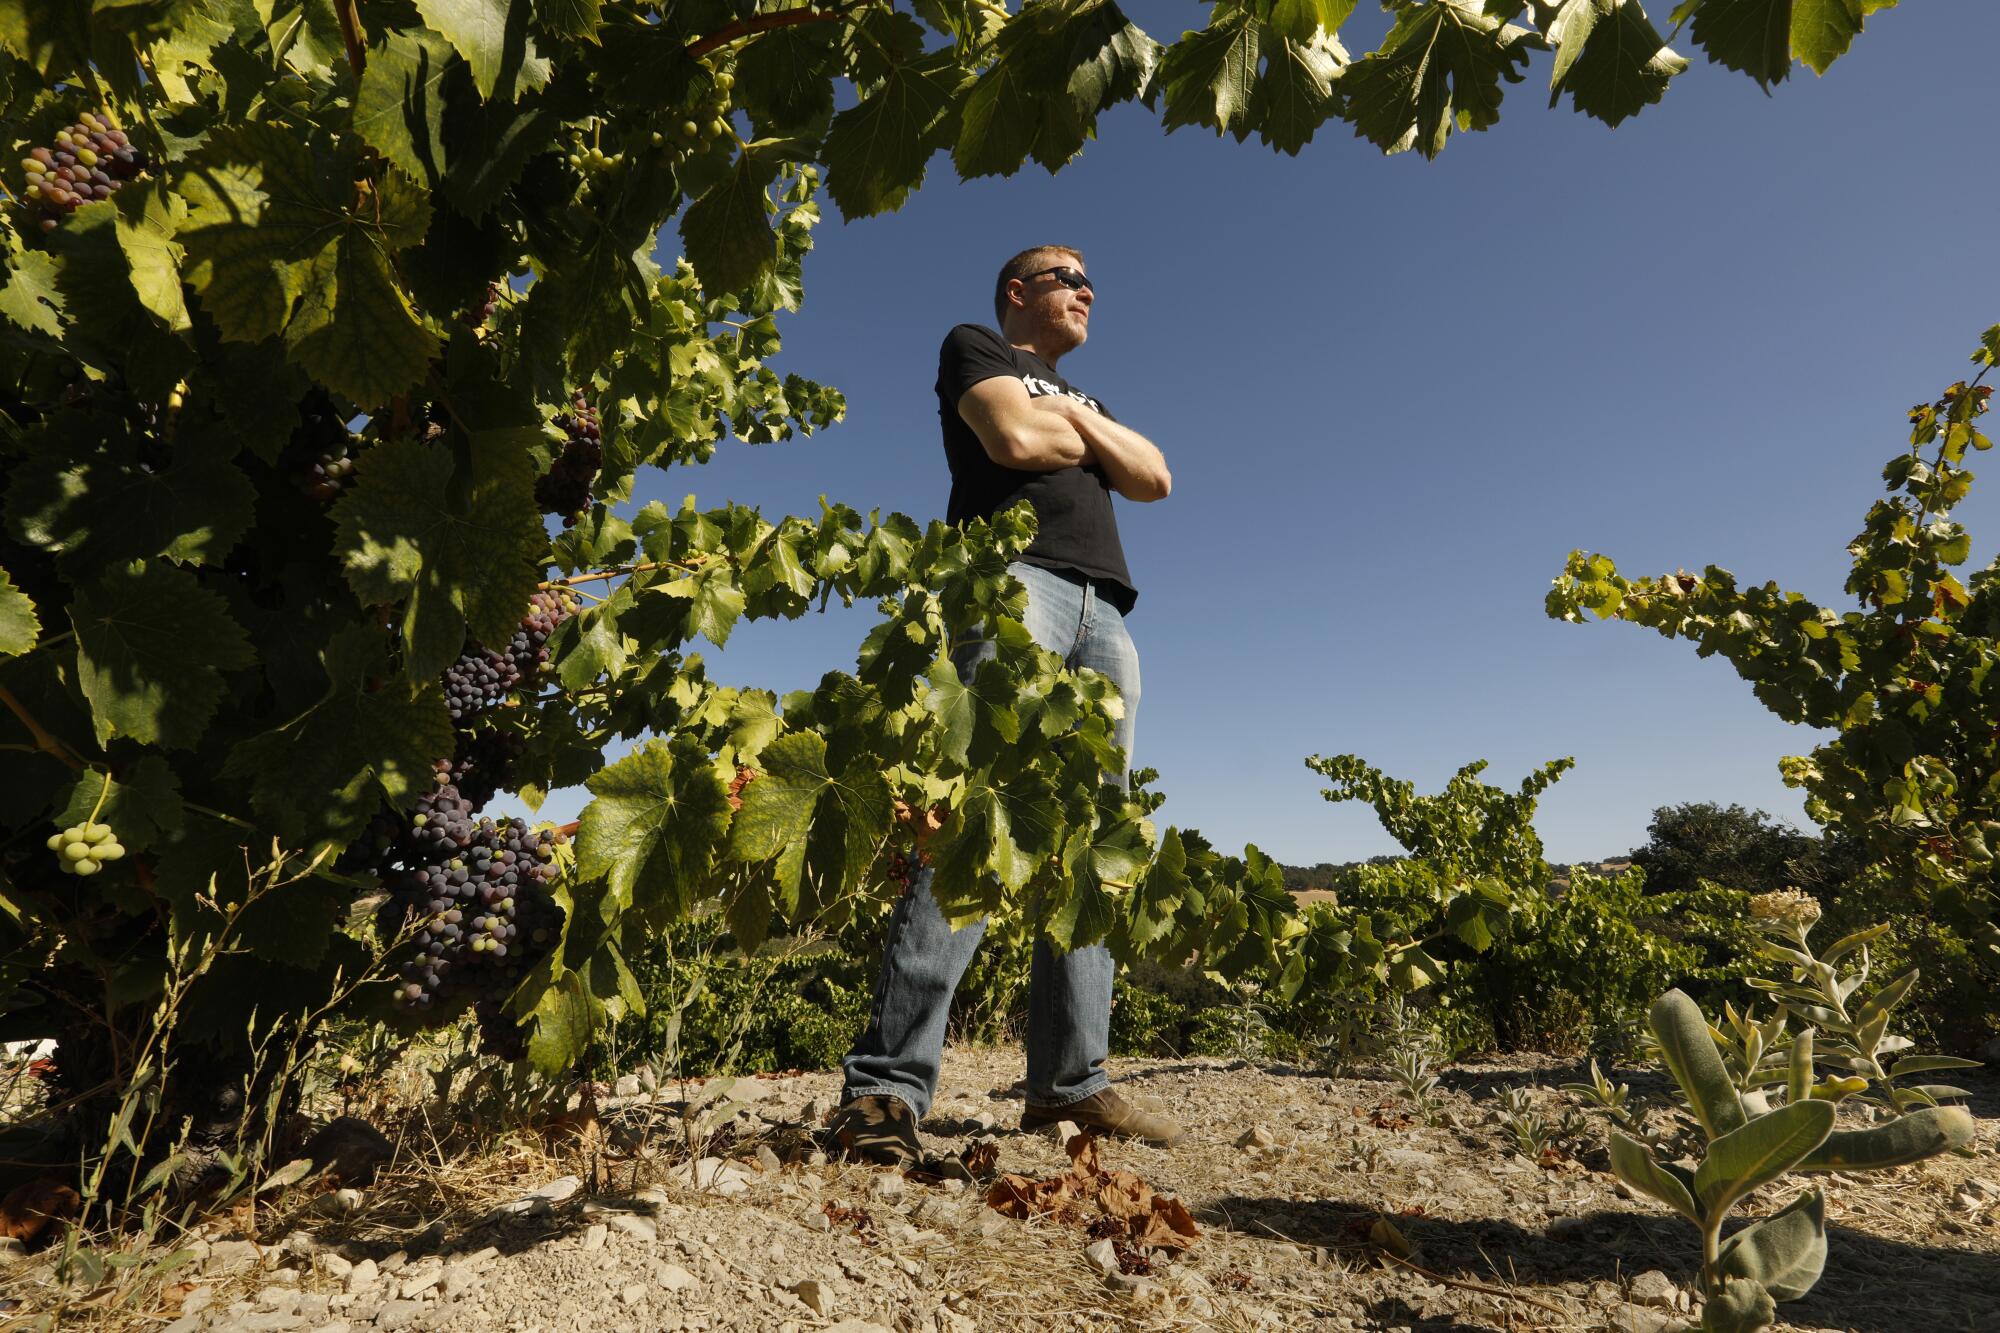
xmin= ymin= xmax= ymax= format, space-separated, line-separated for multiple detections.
xmin=0 ymin=684 xmax=85 ymax=772
xmin=334 ymin=0 xmax=367 ymax=77
xmin=685 ymin=3 xmax=867 ymax=59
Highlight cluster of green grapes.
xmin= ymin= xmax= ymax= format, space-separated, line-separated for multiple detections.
xmin=669 ymin=69 xmax=734 ymax=151
xmin=46 ymin=821 xmax=126 ymax=876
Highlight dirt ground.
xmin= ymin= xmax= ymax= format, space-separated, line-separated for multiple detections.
xmin=7 ymin=1046 xmax=1997 ymax=1333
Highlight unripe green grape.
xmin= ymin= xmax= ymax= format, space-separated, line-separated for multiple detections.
xmin=96 ymin=841 xmax=126 ymax=861
xmin=46 ymin=832 xmax=65 ymax=850
xmin=650 ymin=130 xmax=664 ymax=146
xmin=62 ymin=840 xmax=91 ymax=862
xmin=85 ymin=823 xmax=111 ymax=842
xmin=707 ymin=118 xmax=727 ymax=140
xmin=715 ymin=71 xmax=734 ymax=92
xmin=61 ymin=827 xmax=87 ymax=846
xmin=679 ymin=120 xmax=699 ymax=142
xmin=72 ymin=858 xmax=102 ymax=876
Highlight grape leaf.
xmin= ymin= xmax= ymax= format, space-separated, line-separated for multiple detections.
xmin=0 ymin=243 xmax=65 ymax=345
xmin=329 ymin=435 xmax=546 ymax=682
xmin=441 ymin=89 xmax=558 ymax=216
xmin=1548 ymin=0 xmax=1688 ymax=126
xmin=725 ymin=730 xmax=891 ymax=917
xmin=280 ymin=204 xmax=441 ymax=404
xmin=178 ymin=127 xmax=437 ymax=401
xmin=1681 ymin=0 xmax=1793 ymax=86
xmin=927 ymin=783 xmax=1033 ymax=925
xmin=4 ymin=411 xmax=255 ymax=571
xmin=822 ymin=50 xmax=965 ymax=219
xmin=112 ymin=182 xmax=191 ymax=332
xmin=955 ymin=0 xmax=1156 ymax=175
xmin=413 ymin=0 xmax=547 ymax=100
xmin=537 ymin=0 xmax=603 ymax=42
xmin=0 ymin=566 xmax=39 ymax=656
xmin=354 ymin=27 xmax=458 ymax=182
xmin=1791 ymin=0 xmax=1885 ymax=75
xmin=223 ymin=625 xmax=456 ymax=853
xmin=735 ymin=21 xmax=840 ymax=131
xmin=525 ymin=966 xmax=597 ymax=1076
xmin=1251 ymin=27 xmax=1347 ymax=154
xmin=1343 ymin=0 xmax=1531 ymax=158
xmin=680 ymin=150 xmax=781 ymax=298
xmin=70 ymin=559 xmax=254 ymax=749
xmin=1268 ymin=0 xmax=1359 ymax=41
xmin=54 ymin=756 xmax=184 ymax=855
xmin=1158 ymin=8 xmax=1262 ymax=137
xmin=177 ymin=123 xmax=341 ymax=343
xmin=575 ymin=738 xmax=732 ymax=920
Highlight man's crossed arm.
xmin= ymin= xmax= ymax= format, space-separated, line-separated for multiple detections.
xmin=958 ymin=376 xmax=1172 ymax=503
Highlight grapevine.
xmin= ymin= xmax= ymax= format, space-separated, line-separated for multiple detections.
xmin=16 ymin=111 xmax=145 ymax=231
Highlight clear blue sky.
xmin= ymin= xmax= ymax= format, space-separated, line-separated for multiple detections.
xmin=499 ymin=5 xmax=2000 ymax=867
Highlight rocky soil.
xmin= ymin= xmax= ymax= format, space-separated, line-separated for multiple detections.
xmin=7 ymin=1047 xmax=1997 ymax=1333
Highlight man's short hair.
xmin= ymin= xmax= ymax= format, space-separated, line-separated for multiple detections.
xmin=994 ymin=245 xmax=1085 ymax=327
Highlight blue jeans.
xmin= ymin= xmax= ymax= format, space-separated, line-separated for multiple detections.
xmin=840 ymin=562 xmax=1141 ymax=1119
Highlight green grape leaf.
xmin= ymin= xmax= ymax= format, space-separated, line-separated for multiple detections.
xmin=954 ymin=0 xmax=1156 ymax=177
xmin=224 ymin=625 xmax=455 ymax=852
xmin=354 ymin=27 xmax=458 ymax=182
xmin=54 ymin=756 xmax=185 ymax=855
xmin=726 ymin=730 xmax=891 ymax=917
xmin=575 ymin=739 xmax=733 ymax=921
xmin=1791 ymin=0 xmax=1887 ymax=75
xmin=177 ymin=123 xmax=339 ymax=344
xmin=734 ymin=22 xmax=840 ymax=130
xmin=1158 ymin=8 xmax=1261 ymax=136
xmin=7 ymin=412 xmax=255 ymax=570
xmin=927 ymin=783 xmax=1033 ymax=925
xmin=329 ymin=435 xmax=546 ymax=682
xmin=1127 ymin=824 xmax=1190 ymax=951
xmin=112 ymin=182 xmax=192 ymax=333
xmin=679 ymin=150 xmax=782 ymax=298
xmin=413 ymin=0 xmax=547 ymax=100
xmin=822 ymin=50 xmax=965 ymax=219
xmin=441 ymin=91 xmax=558 ymax=216
xmin=69 ymin=559 xmax=254 ymax=750
xmin=1268 ymin=0 xmax=1358 ymax=41
xmin=525 ymin=967 xmax=597 ymax=1076
xmin=0 ymin=244 xmax=65 ymax=344
xmin=1547 ymin=0 xmax=1688 ymax=126
xmin=1342 ymin=0 xmax=1530 ymax=158
xmin=1251 ymin=27 xmax=1347 ymax=154
xmin=280 ymin=238 xmax=438 ymax=404
xmin=1683 ymin=0 xmax=1792 ymax=86
xmin=650 ymin=564 xmax=747 ymax=649
xmin=537 ymin=0 xmax=603 ymax=42
xmin=0 ymin=566 xmax=39 ymax=656
xmin=178 ymin=126 xmax=438 ymax=400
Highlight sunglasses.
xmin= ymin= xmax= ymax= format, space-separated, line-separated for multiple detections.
xmin=1026 ymin=265 xmax=1093 ymax=294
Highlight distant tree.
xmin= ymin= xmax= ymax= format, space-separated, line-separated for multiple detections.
xmin=1628 ymin=803 xmax=1865 ymax=898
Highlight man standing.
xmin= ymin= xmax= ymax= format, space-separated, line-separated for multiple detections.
xmin=830 ymin=246 xmax=1181 ymax=1167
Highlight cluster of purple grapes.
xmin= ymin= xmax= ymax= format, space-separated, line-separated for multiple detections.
xmin=378 ymin=780 xmax=564 ymax=1013
xmin=534 ymin=391 xmax=603 ymax=526
xmin=439 ymin=590 xmax=574 ymax=722
xmin=464 ymin=282 xmax=501 ymax=330
xmin=18 ymin=112 xmax=145 ymax=231
xmin=443 ymin=729 xmax=527 ymax=810
xmin=289 ymin=389 xmax=358 ymax=501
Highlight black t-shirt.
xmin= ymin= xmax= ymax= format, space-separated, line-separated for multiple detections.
xmin=935 ymin=324 xmax=1137 ymax=611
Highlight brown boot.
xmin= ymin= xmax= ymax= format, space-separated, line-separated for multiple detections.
xmin=1019 ymin=1087 xmax=1184 ymax=1148
xmin=827 ymin=1094 xmax=922 ymax=1168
